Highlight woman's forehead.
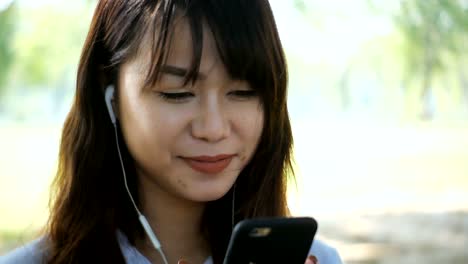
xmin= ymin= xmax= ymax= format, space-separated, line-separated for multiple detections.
xmin=127 ymin=17 xmax=219 ymax=77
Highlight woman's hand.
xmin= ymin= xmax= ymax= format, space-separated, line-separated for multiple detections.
xmin=305 ymin=255 xmax=319 ymax=264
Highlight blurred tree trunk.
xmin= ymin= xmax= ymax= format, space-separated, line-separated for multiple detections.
xmin=338 ymin=65 xmax=352 ymax=111
xmin=458 ymin=66 xmax=468 ymax=114
xmin=420 ymin=30 xmax=435 ymax=120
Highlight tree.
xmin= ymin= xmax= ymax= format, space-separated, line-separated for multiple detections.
xmin=394 ymin=0 xmax=468 ymax=119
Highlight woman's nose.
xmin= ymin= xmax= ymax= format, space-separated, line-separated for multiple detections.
xmin=191 ymin=98 xmax=230 ymax=142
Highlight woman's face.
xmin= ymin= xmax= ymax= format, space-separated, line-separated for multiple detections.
xmin=117 ymin=19 xmax=264 ymax=202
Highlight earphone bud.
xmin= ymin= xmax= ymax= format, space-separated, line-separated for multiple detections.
xmin=105 ymin=85 xmax=117 ymax=125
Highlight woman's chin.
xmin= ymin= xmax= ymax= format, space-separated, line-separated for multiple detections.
xmin=186 ymin=186 xmax=232 ymax=203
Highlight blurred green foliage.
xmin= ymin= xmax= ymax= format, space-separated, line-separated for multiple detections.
xmin=0 ymin=2 xmax=17 ymax=93
xmin=396 ymin=0 xmax=468 ymax=63
xmin=15 ymin=4 xmax=92 ymax=86
xmin=0 ymin=1 xmax=93 ymax=100
xmin=0 ymin=0 xmax=467 ymax=121
xmin=395 ymin=0 xmax=468 ymax=118
xmin=293 ymin=0 xmax=468 ymax=120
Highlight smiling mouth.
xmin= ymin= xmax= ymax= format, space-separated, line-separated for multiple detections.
xmin=182 ymin=155 xmax=235 ymax=174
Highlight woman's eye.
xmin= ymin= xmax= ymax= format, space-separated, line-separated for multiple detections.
xmin=158 ymin=92 xmax=194 ymax=102
xmin=229 ymin=90 xmax=258 ymax=99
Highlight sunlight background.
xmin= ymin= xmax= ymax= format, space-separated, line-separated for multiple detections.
xmin=1 ymin=0 xmax=467 ymax=263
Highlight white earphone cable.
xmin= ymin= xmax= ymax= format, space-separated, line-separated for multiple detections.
xmin=113 ymin=125 xmax=141 ymax=216
xmin=112 ymin=124 xmax=169 ymax=264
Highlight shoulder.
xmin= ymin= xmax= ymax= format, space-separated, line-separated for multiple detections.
xmin=308 ymin=239 xmax=344 ymax=264
xmin=0 ymin=237 xmax=48 ymax=264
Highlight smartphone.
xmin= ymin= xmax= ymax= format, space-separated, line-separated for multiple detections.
xmin=223 ymin=217 xmax=318 ymax=264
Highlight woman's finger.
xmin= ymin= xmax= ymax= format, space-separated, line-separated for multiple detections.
xmin=177 ymin=259 xmax=189 ymax=264
xmin=305 ymin=255 xmax=319 ymax=264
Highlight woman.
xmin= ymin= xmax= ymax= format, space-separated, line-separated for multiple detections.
xmin=1 ymin=1 xmax=342 ymax=263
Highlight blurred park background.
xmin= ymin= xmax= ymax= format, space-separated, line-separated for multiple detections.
xmin=0 ymin=0 xmax=467 ymax=263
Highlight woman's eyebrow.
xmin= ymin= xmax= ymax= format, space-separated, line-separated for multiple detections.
xmin=160 ymin=65 xmax=206 ymax=80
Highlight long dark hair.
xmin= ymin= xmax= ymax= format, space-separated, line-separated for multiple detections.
xmin=46 ymin=0 xmax=293 ymax=263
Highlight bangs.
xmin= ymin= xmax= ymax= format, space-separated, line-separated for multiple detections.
xmin=133 ymin=0 xmax=285 ymax=97
xmin=202 ymin=0 xmax=282 ymax=93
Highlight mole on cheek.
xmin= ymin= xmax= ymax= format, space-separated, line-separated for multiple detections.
xmin=177 ymin=178 xmax=188 ymax=189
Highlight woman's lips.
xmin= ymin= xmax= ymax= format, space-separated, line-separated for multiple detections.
xmin=182 ymin=154 xmax=235 ymax=174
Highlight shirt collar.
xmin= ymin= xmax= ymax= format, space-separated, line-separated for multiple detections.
xmin=117 ymin=230 xmax=213 ymax=264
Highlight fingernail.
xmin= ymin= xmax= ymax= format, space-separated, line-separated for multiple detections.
xmin=307 ymin=255 xmax=318 ymax=264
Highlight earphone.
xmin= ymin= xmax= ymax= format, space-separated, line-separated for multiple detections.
xmin=104 ymin=85 xmax=169 ymax=264
xmin=104 ymin=86 xmax=117 ymax=124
